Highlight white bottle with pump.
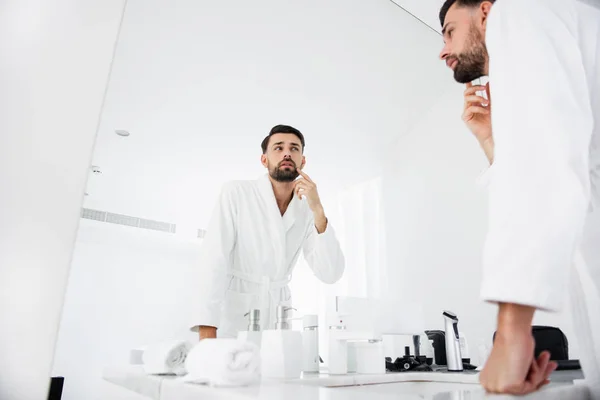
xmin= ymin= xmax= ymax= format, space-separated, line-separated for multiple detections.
xmin=237 ymin=309 xmax=262 ymax=349
xmin=260 ymin=305 xmax=303 ymax=379
xmin=328 ymin=316 xmax=348 ymax=375
xmin=302 ymin=314 xmax=319 ymax=373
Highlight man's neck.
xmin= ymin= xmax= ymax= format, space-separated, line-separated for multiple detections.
xmin=269 ymin=176 xmax=295 ymax=216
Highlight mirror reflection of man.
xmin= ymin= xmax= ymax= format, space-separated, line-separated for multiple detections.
xmin=191 ymin=125 xmax=345 ymax=340
xmin=439 ymin=0 xmax=600 ymax=395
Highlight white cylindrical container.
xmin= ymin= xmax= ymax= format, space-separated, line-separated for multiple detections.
xmin=302 ymin=315 xmax=319 ymax=373
xmin=459 ymin=332 xmax=470 ymax=360
xmin=429 ymin=339 xmax=437 ymax=366
xmin=419 ymin=336 xmax=435 ymax=365
xmin=328 ymin=326 xmax=348 ymax=375
xmin=354 ymin=340 xmax=385 ymax=374
xmin=347 ymin=342 xmax=358 ymax=373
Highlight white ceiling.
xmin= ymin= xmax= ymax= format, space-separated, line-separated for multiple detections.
xmin=84 ymin=0 xmax=453 ymax=232
xmin=390 ymin=0 xmax=446 ymax=34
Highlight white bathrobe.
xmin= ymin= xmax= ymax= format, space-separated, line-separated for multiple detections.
xmin=482 ymin=0 xmax=600 ymax=392
xmin=191 ymin=174 xmax=345 ymax=338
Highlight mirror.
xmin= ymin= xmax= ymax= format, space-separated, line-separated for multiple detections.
xmin=49 ymin=0 xmax=510 ymax=398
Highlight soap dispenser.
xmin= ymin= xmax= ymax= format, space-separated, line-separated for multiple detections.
xmin=237 ymin=309 xmax=262 ymax=348
xmin=260 ymin=305 xmax=303 ymax=379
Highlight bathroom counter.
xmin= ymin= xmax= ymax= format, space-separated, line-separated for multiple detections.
xmin=103 ymin=366 xmax=590 ymax=400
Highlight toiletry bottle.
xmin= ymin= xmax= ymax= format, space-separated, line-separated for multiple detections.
xmin=429 ymin=339 xmax=437 ymax=367
xmin=302 ymin=314 xmax=319 ymax=373
xmin=328 ymin=316 xmax=348 ymax=375
xmin=353 ymin=339 xmax=385 ymax=374
xmin=237 ymin=309 xmax=262 ymax=348
xmin=459 ymin=332 xmax=470 ymax=364
xmin=260 ymin=305 xmax=303 ymax=379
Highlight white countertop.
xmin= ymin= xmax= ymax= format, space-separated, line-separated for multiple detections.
xmin=103 ymin=366 xmax=591 ymax=400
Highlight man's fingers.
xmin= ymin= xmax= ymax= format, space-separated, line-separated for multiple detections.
xmin=464 ymin=105 xmax=490 ymax=115
xmin=294 ymin=179 xmax=314 ymax=190
xmin=295 ymin=181 xmax=312 ymax=199
xmin=529 ymin=356 xmax=540 ymax=376
xmin=543 ymin=361 xmax=558 ymax=382
xmin=526 ymin=352 xmax=552 ymax=390
xmin=464 ymin=95 xmax=489 ymax=106
xmin=527 ymin=353 xmax=543 ymax=384
xmin=518 ymin=381 xmax=538 ymax=395
xmin=294 ymin=181 xmax=311 ymax=191
xmin=293 ymin=178 xmax=313 ymax=190
xmin=294 ymin=182 xmax=308 ymax=190
xmin=463 ymin=86 xmax=486 ymax=110
xmin=462 ymin=106 xmax=490 ymax=122
xmin=536 ymin=352 xmax=551 ymax=378
xmin=464 ymin=85 xmax=486 ymax=96
xmin=296 ymin=168 xmax=313 ymax=183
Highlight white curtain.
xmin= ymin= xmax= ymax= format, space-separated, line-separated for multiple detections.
xmin=335 ymin=176 xmax=388 ymax=299
xmin=290 ymin=176 xmax=387 ymax=313
xmin=288 ymin=176 xmax=387 ymax=362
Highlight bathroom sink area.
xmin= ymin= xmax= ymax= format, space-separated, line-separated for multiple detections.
xmin=287 ymin=370 xmax=481 ymax=388
xmin=103 ymin=365 xmax=588 ymax=400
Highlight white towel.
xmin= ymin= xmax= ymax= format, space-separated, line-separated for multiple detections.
xmin=142 ymin=340 xmax=193 ymax=376
xmin=180 ymin=339 xmax=260 ymax=387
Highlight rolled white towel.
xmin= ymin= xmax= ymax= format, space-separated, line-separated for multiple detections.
xmin=142 ymin=340 xmax=193 ymax=376
xmin=180 ymin=339 xmax=260 ymax=387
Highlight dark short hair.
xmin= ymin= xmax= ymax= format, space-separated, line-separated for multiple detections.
xmin=439 ymin=0 xmax=496 ymax=27
xmin=261 ymin=125 xmax=306 ymax=154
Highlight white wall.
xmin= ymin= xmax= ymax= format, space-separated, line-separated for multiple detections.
xmin=52 ymin=220 xmax=201 ymax=400
xmin=382 ymin=84 xmax=581 ymax=364
xmin=83 ymin=0 xmax=447 ymax=230
xmin=0 ymin=1 xmax=125 ymax=399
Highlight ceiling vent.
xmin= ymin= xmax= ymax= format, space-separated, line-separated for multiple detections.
xmin=81 ymin=208 xmax=176 ymax=234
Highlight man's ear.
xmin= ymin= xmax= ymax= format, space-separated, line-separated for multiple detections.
xmin=300 ymin=156 xmax=306 ymax=170
xmin=261 ymin=154 xmax=268 ymax=168
xmin=481 ymin=1 xmax=493 ymax=28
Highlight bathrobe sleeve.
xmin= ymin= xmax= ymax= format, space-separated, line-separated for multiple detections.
xmin=302 ymin=218 xmax=345 ymax=284
xmin=480 ymin=0 xmax=594 ymax=311
xmin=191 ymin=183 xmax=237 ymax=331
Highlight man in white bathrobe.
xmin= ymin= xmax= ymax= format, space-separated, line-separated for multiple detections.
xmin=192 ymin=124 xmax=345 ymax=340
xmin=439 ymin=0 xmax=600 ymax=396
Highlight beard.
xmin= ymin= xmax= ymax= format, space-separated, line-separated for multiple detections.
xmin=451 ymin=24 xmax=488 ymax=84
xmin=269 ymin=159 xmax=299 ymax=182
